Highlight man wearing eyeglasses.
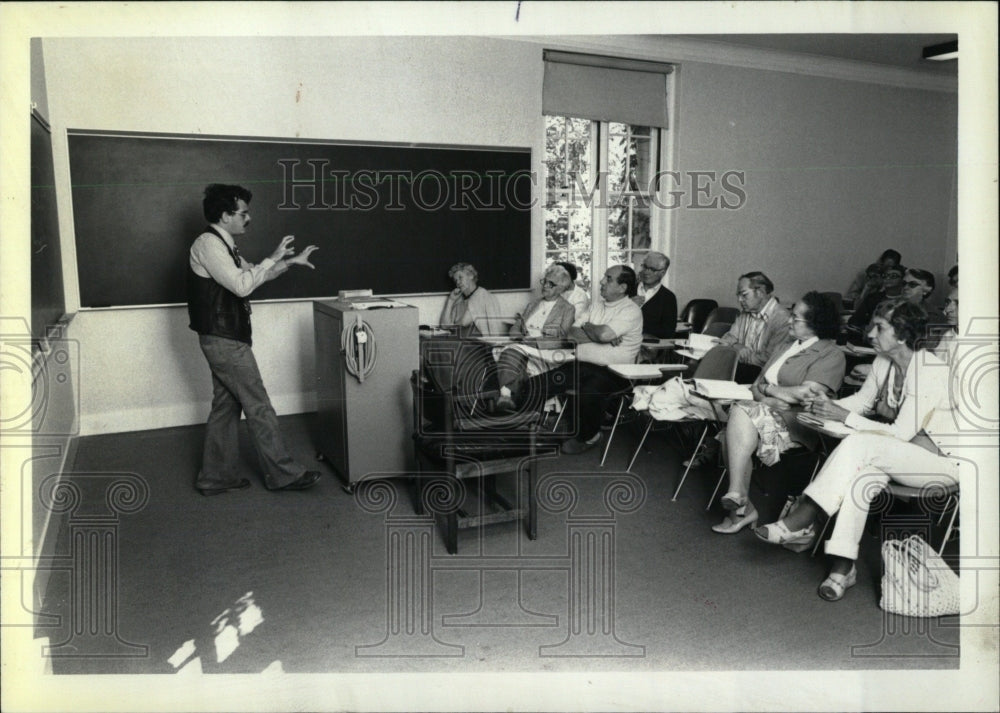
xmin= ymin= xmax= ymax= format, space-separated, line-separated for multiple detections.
xmin=718 ymin=271 xmax=791 ymax=373
xmin=526 ymin=265 xmax=643 ymax=454
xmin=187 ymin=183 xmax=320 ymax=495
xmin=634 ymin=251 xmax=677 ymax=339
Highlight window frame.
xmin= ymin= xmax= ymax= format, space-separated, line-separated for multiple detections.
xmin=543 ymin=115 xmax=672 ymax=295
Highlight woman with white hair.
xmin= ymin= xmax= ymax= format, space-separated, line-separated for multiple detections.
xmin=495 ymin=264 xmax=576 ymax=410
xmin=439 ymin=262 xmax=503 ymax=337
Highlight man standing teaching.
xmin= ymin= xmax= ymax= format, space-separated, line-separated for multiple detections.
xmin=187 ymin=183 xmax=321 ymax=495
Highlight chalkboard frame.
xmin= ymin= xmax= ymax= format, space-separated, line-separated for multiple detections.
xmin=31 ymin=109 xmax=67 ymax=343
xmin=67 ymin=130 xmax=534 ymax=309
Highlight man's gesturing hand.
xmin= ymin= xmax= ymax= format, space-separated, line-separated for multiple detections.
xmin=269 ymin=235 xmax=297 ymax=262
xmin=286 ymin=245 xmax=319 ymax=269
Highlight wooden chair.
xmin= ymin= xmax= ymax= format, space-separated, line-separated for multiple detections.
xmin=410 ymin=368 xmax=559 ymax=554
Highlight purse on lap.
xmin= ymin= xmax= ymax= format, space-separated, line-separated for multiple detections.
xmin=879 ymin=535 xmax=959 ymax=617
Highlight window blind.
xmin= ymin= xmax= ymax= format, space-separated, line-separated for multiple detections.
xmin=543 ymin=50 xmax=673 ymax=128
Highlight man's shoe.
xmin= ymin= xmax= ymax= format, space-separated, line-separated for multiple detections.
xmin=271 ymin=471 xmax=322 ymax=491
xmin=561 ymin=432 xmax=602 ymax=455
xmin=197 ymin=478 xmax=251 ymax=496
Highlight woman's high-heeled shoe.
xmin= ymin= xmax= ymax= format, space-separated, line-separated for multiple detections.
xmin=754 ymin=519 xmax=816 ymax=552
xmin=719 ymin=491 xmax=746 ymax=511
xmin=818 ymin=566 xmax=857 ymax=602
xmin=712 ymin=501 xmax=758 ymax=534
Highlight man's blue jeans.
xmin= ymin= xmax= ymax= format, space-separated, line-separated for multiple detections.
xmin=196 ymin=335 xmax=305 ymax=489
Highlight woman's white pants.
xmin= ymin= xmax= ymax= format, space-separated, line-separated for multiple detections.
xmin=803 ymin=433 xmax=959 ymax=560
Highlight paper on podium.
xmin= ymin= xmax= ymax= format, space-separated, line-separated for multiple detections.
xmin=690 ymin=379 xmax=753 ymax=401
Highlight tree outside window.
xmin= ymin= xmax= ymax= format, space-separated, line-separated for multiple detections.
xmin=544 ymin=116 xmax=659 ymax=293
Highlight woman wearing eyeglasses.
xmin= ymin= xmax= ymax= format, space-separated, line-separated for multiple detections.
xmin=495 ymin=265 xmax=576 ymax=410
xmin=712 ymin=291 xmax=846 ymax=534
xmin=755 ymin=300 xmax=966 ymax=602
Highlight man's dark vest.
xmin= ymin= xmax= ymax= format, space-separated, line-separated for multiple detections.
xmin=187 ymin=226 xmax=253 ymax=345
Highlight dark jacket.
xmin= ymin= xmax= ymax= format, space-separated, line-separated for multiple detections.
xmin=187 ymin=227 xmax=253 ymax=345
xmin=641 ymin=285 xmax=678 ymax=339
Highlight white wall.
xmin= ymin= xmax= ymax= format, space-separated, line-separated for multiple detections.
xmin=668 ymin=61 xmax=957 ymax=306
xmin=44 ymin=36 xmax=542 ymax=434
xmin=42 ymin=35 xmax=958 ymax=435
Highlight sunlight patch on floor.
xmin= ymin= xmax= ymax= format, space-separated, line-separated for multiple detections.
xmin=167 ymin=592 xmax=277 ymax=673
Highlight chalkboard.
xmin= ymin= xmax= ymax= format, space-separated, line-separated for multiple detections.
xmin=67 ymin=131 xmax=532 ymax=307
xmin=31 ymin=111 xmax=66 ymax=341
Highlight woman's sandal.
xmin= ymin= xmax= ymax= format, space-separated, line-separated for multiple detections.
xmin=818 ymin=566 xmax=857 ymax=602
xmin=712 ymin=501 xmax=758 ymax=534
xmin=753 ymin=520 xmax=816 ymax=553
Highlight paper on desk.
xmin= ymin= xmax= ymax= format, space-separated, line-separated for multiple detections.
xmin=691 ymin=379 xmax=753 ymax=400
xmin=688 ymin=333 xmax=720 ymax=352
xmin=797 ymin=413 xmax=854 ymax=437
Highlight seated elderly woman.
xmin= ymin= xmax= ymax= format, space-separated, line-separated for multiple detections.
xmin=439 ymin=262 xmax=503 ymax=337
xmin=495 ymin=264 xmax=576 ymax=410
xmin=712 ymin=291 xmax=846 ymax=534
xmin=754 ymin=301 xmax=967 ymax=602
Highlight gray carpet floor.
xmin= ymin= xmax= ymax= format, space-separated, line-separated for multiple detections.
xmin=39 ymin=413 xmax=961 ymax=674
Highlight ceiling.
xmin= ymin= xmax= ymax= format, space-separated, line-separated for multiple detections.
xmin=684 ymin=34 xmax=958 ymax=75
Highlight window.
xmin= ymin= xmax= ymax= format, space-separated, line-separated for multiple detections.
xmin=544 ymin=116 xmax=661 ymax=291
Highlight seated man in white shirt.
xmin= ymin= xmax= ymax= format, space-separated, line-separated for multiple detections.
xmin=525 ymin=265 xmax=643 ymax=454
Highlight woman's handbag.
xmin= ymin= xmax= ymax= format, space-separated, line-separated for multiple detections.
xmin=880 ymin=535 xmax=959 ymax=617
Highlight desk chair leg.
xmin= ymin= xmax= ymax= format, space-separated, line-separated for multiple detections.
xmin=938 ymin=495 xmax=959 ymax=556
xmin=811 ymin=515 xmax=832 ymax=557
xmin=550 ymin=396 xmax=566 ymax=432
xmin=627 ymin=416 xmax=654 ymax=471
xmin=809 ymin=455 xmax=823 ymax=482
xmin=672 ymin=424 xmax=708 ymax=501
xmin=707 ymin=467 xmax=727 ymax=510
xmin=599 ymin=394 xmax=627 ymax=467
